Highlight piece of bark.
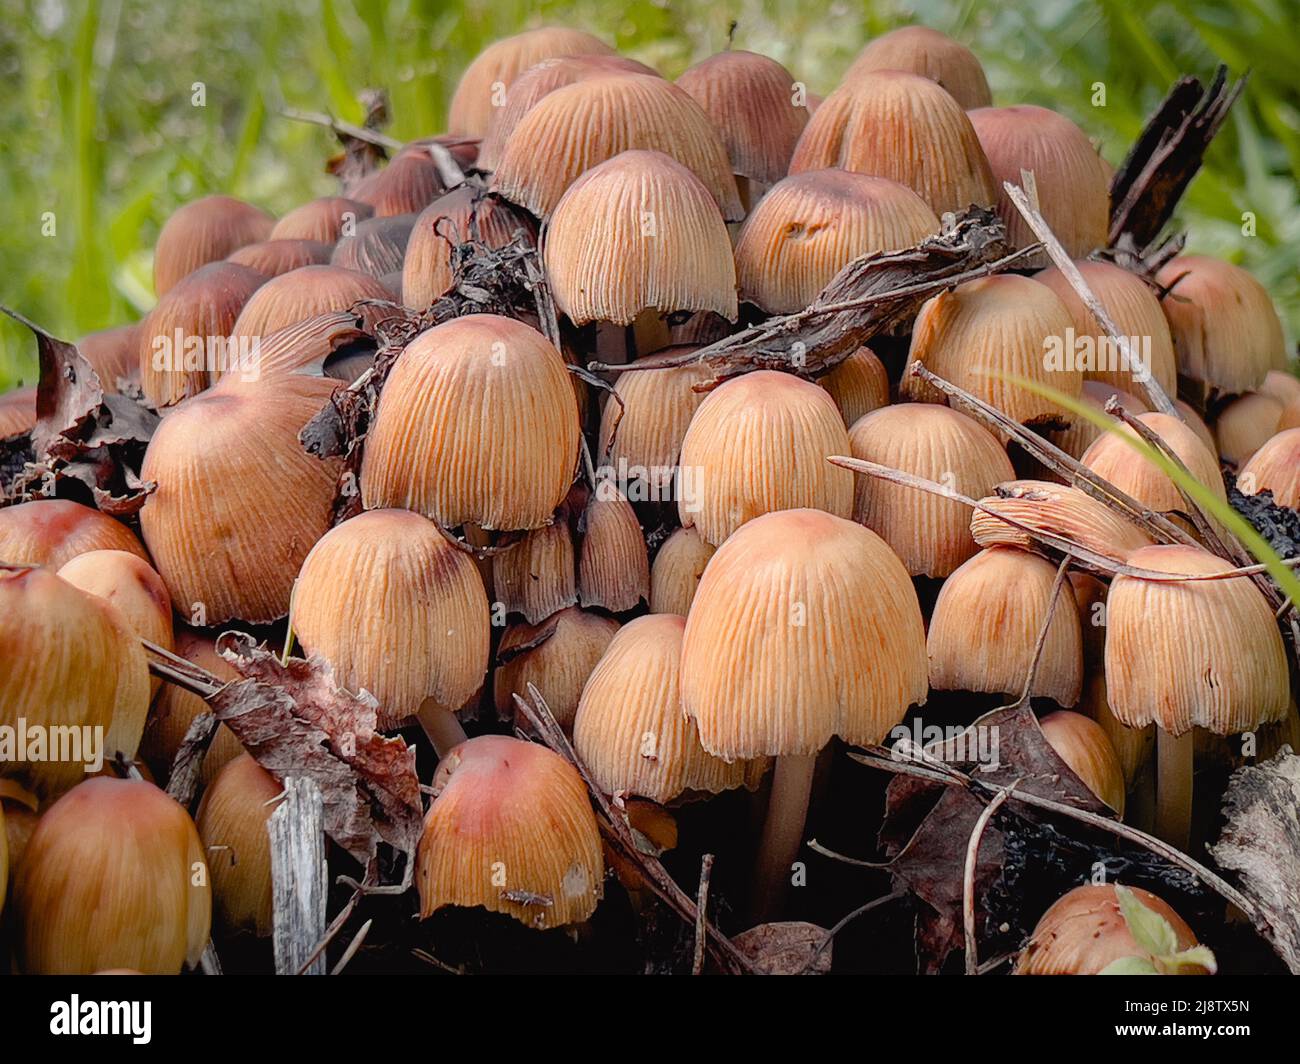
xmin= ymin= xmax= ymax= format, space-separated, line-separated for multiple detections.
xmin=270 ymin=777 xmax=329 ymax=976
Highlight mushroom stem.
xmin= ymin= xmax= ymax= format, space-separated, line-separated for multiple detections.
xmin=630 ymin=308 xmax=670 ymax=360
xmin=750 ymin=752 xmax=817 ymax=922
xmin=1154 ymin=729 xmax=1193 ymax=850
xmin=417 ymin=700 xmax=468 ymax=760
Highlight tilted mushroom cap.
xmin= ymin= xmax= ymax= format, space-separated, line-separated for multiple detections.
xmin=1238 ymin=427 xmax=1300 ymax=508
xmin=270 ymin=195 xmax=374 ymax=242
xmin=927 ymin=546 xmax=1082 ymax=706
xmin=681 ymin=508 xmax=928 ymax=758
xmin=1155 ymin=255 xmax=1287 ymax=393
xmin=970 ymin=479 xmax=1155 ymax=562
xmin=493 ymin=607 xmax=619 ymax=731
xmin=649 ymin=525 xmax=715 ymax=616
xmin=0 ymin=566 xmax=150 ymax=796
xmin=235 ymin=311 xmax=372 ymax=381
xmin=78 ymin=323 xmax=141 ymax=393
xmin=1260 ymin=368 xmax=1300 ymax=408
xmin=1038 ymin=710 xmax=1125 ymax=815
xmin=597 ymin=348 xmax=712 ymax=488
xmin=1079 ymin=411 xmax=1226 ymax=517
xmin=493 ymin=518 xmax=577 ymax=625
xmin=416 ymin=734 xmax=603 ymax=929
xmin=578 ymin=485 xmax=649 ymax=612
xmin=15 ymin=777 xmax=210 ymax=974
xmin=196 ymin=753 xmax=281 ymax=936
xmin=1213 ymin=391 xmax=1282 ymax=465
xmin=1055 ymin=380 xmax=1149 ymax=460
xmin=848 ymin=403 xmax=1015 ymax=577
xmin=1034 ymin=259 xmax=1178 ymax=396
xmin=1016 ymin=884 xmax=1200 ymax=975
xmin=479 ymin=54 xmax=661 ymax=172
xmin=734 ymin=170 xmax=940 ymax=314
xmin=136 ymin=261 xmax=267 ymax=407
xmin=152 ymin=195 xmax=274 ymax=297
xmin=545 ymin=150 xmax=738 ymax=326
xmin=575 ymin=614 xmax=760 ymax=803
xmin=967 ymin=106 xmax=1110 ymax=259
xmin=227 ymin=238 xmax=332 ymax=277
xmin=330 ymin=214 xmax=418 ymax=278
xmin=350 ymin=150 xmax=449 ymax=218
xmin=360 ymin=314 xmax=580 ymax=531
xmin=290 ymin=508 xmax=490 ymax=730
xmin=492 ymin=76 xmax=743 ymax=221
xmin=789 ymin=70 xmax=996 ymax=217
xmin=0 ymin=386 xmax=36 ymax=437
xmin=845 ymin=25 xmax=992 ymax=110
xmin=676 ymin=50 xmax=810 ymax=188
xmin=1105 ymin=544 xmax=1289 ymax=736
xmin=677 ymin=370 xmax=853 ymax=546
xmin=901 ymin=273 xmax=1083 ymax=424
xmin=139 ymin=375 xmax=343 ymax=625
xmin=822 ymin=347 xmax=891 ymax=427
xmin=401 ymin=187 xmax=536 ymax=310
xmin=229 ymin=265 xmax=391 ymax=346
xmin=0 ymin=498 xmax=148 ymax=569
xmin=447 ymin=27 xmax=616 ymax=136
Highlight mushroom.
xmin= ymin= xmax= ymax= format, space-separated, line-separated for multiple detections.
xmin=577 ymin=485 xmax=650 ymax=613
xmin=330 ymin=214 xmax=418 ymax=278
xmin=969 ymin=479 xmax=1155 ymax=562
xmin=1106 ymin=544 xmax=1289 ymax=846
xmin=734 ymin=170 xmax=940 ymax=315
xmin=1238 ymin=427 xmax=1300 ymax=507
xmin=677 ymin=370 xmax=853 ymax=546
xmin=680 ymin=508 xmax=928 ymax=919
xmin=152 ymin=195 xmax=274 ymax=296
xmin=822 ymin=347 xmax=891 ymax=427
xmin=447 ymin=27 xmax=616 ymax=137
xmin=927 ymin=546 xmax=1082 ymax=707
xmin=138 ymin=374 xmax=343 ymax=625
xmin=350 ymin=149 xmax=449 ymax=217
xmin=790 ymin=69 xmax=996 ymax=216
xmin=493 ymin=607 xmax=620 ymax=733
xmin=845 ymin=25 xmax=992 ymax=109
xmin=77 ymin=323 xmax=141 ymax=393
xmin=1 ymin=781 xmax=39 ymax=892
xmin=1055 ymin=381 xmax=1149 ymax=459
xmin=492 ymin=517 xmax=578 ymax=625
xmin=415 ymin=735 xmax=603 ymax=929
xmin=1260 ymin=368 xmax=1300 ymax=409
xmin=848 ymin=403 xmax=1015 ymax=577
xmin=649 ymin=526 xmax=716 ymax=616
xmin=0 ymin=498 xmax=148 ymax=569
xmin=228 ymin=264 xmax=392 ymax=349
xmin=14 ymin=777 xmax=210 ymax=974
xmin=968 ymin=106 xmax=1111 ymax=259
xmin=269 ymin=195 xmax=374 ymax=242
xmin=0 ymin=387 xmax=36 ymax=437
xmin=227 ymin=238 xmax=333 ymax=277
xmin=1212 ymin=391 xmax=1283 ymax=465
xmin=289 ymin=508 xmax=490 ymax=752
xmin=1038 ymin=710 xmax=1126 ymax=816
xmin=360 ymin=314 xmax=580 ymax=532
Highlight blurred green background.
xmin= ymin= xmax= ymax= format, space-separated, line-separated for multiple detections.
xmin=2 ymin=0 xmax=1298 ymax=391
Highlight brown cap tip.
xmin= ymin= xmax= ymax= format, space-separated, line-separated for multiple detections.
xmin=0 ymin=497 xmax=148 ymax=570
xmin=1238 ymin=427 xmax=1300 ymax=508
xmin=649 ymin=525 xmax=716 ymax=616
xmin=269 ymin=196 xmax=374 ymax=243
xmin=1038 ymin=710 xmax=1126 ymax=816
xmin=153 ymin=195 xmax=274 ymax=297
xmin=846 ymin=26 xmax=992 ymax=109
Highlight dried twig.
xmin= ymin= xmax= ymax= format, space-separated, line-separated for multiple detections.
xmin=693 ymin=854 xmax=714 ymax=976
xmin=964 ymin=783 xmax=1018 ymax=975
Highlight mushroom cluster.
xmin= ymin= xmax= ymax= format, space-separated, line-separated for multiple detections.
xmin=1 ymin=19 xmax=1295 ymax=979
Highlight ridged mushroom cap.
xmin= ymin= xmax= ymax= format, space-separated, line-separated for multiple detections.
xmin=927 ymin=546 xmax=1082 ymax=705
xmin=493 ymin=76 xmax=743 ymax=221
xmin=649 ymin=525 xmax=716 ymax=616
xmin=269 ymin=196 xmax=373 ymax=242
xmin=1080 ymin=411 xmax=1226 ymax=517
xmin=233 ymin=311 xmax=371 ymax=381
xmin=0 ymin=386 xmax=37 ymax=437
xmin=1034 ymin=260 xmax=1178 ymax=396
xmin=678 ymin=370 xmax=853 ymax=546
xmin=545 ymin=150 xmax=738 ymax=325
xmin=350 ymin=151 xmax=449 ymax=218
xmin=822 ymin=347 xmax=891 ymax=427
xmin=1238 ymin=427 xmax=1300 ymax=508
xmin=901 ymin=273 xmax=1083 ymax=424
xmin=139 ymin=375 xmax=343 ymax=624
xmin=416 ymin=734 xmax=603 ymax=929
xmin=229 ymin=265 xmax=391 ymax=346
xmin=493 ymin=607 xmax=620 ymax=731
xmin=789 ymin=69 xmax=996 ymax=216
xmin=680 ymin=508 xmax=928 ymax=758
xmin=734 ymin=170 xmax=940 ymax=314
xmin=0 ymin=566 xmax=150 ymax=796
xmin=78 ymin=323 xmax=141 ymax=393
xmin=1260 ymin=369 xmax=1300 ymax=408
xmin=196 ymin=753 xmax=280 ymax=936
xmin=1038 ymin=710 xmax=1125 ymax=815
xmin=578 ymin=486 xmax=650 ymax=612
xmin=970 ymin=479 xmax=1155 ymax=562
xmin=479 ymin=54 xmax=661 ymax=171
xmin=330 ymin=214 xmax=418 ymax=278
xmin=137 ymin=261 xmax=267 ymax=407
xmin=575 ymin=614 xmax=761 ymax=803
xmin=15 ymin=778 xmax=210 ymax=974
xmin=676 ymin=50 xmax=810 ymax=187
xmin=153 ymin=195 xmax=274 ymax=297
xmin=1155 ymin=255 xmax=1287 ymax=393
xmin=290 ymin=508 xmax=490 ymax=729
xmin=1104 ymin=544 xmax=1289 ymax=736
xmin=360 ymin=314 xmax=580 ymax=531
xmin=968 ymin=105 xmax=1110 ymax=258
xmin=1055 ymin=380 xmax=1149 ymax=459
xmin=845 ymin=26 xmax=992 ymax=109
xmin=448 ymin=27 xmax=616 ymax=136
xmin=0 ymin=498 xmax=148 ymax=569
xmin=848 ymin=403 xmax=1014 ymax=577
xmin=1213 ymin=391 xmax=1282 ymax=465
xmin=492 ymin=519 xmax=577 ymax=625
xmin=1016 ymin=884 xmax=1200 ymax=975
xmin=227 ymin=238 xmax=332 ymax=277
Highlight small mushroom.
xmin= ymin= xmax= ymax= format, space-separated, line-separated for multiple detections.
xmin=269 ymin=196 xmax=373 ymax=242
xmin=152 ymin=195 xmax=274 ymax=297
xmin=0 ymin=498 xmax=148 ymax=569
xmin=649 ymin=526 xmax=715 ymax=616
xmin=845 ymin=25 xmax=991 ymax=109
xmin=1038 ymin=710 xmax=1126 ymax=816
xmin=1212 ymin=391 xmax=1282 ymax=465
xmin=1238 ymin=427 xmax=1300 ymax=507
xmin=969 ymin=479 xmax=1155 ymax=562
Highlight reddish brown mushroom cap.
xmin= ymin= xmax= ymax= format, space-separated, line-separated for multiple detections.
xmin=846 ymin=25 xmax=992 ymax=110
xmin=229 ymin=265 xmax=392 ymax=347
xmin=152 ymin=195 xmax=274 ymax=297
xmin=0 ymin=498 xmax=148 ymax=569
xmin=269 ymin=196 xmax=374 ymax=242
